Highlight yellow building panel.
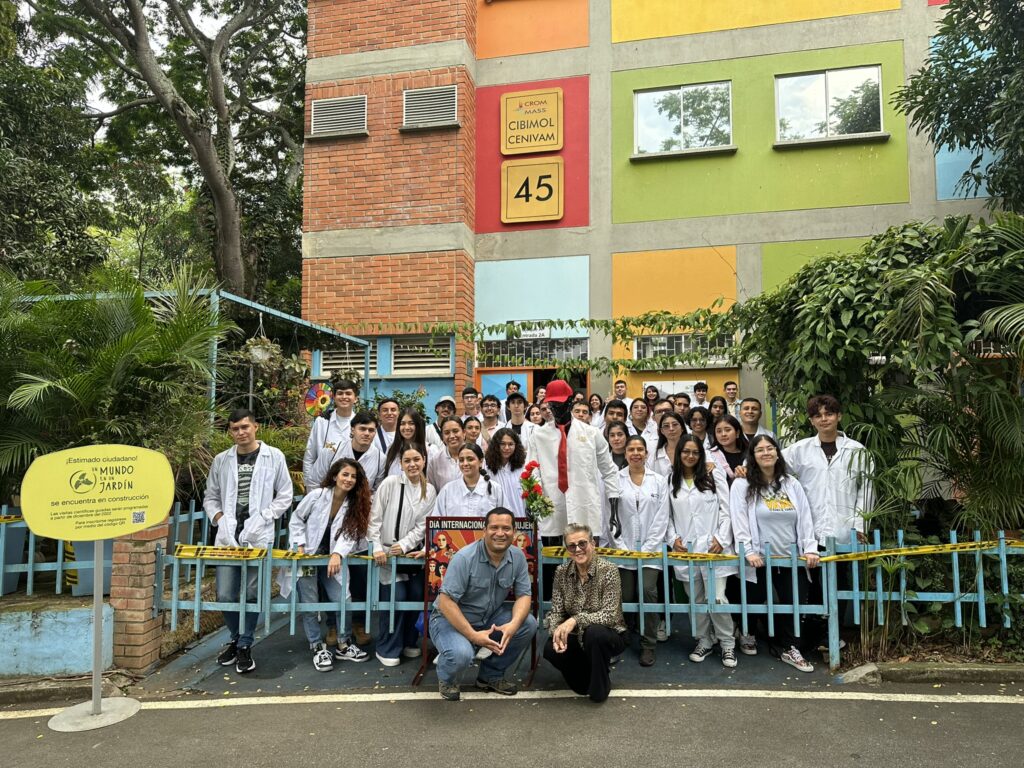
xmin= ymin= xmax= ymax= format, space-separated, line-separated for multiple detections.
xmin=611 ymin=246 xmax=736 ymax=317
xmin=612 ymin=0 xmax=901 ymax=42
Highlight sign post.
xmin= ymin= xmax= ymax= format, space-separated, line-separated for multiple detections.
xmin=19 ymin=445 xmax=174 ymax=732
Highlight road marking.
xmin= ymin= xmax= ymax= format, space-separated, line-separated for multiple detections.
xmin=2 ymin=687 xmax=1022 ymax=720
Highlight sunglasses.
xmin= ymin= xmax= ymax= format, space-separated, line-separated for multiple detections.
xmin=566 ymin=541 xmax=590 ymax=553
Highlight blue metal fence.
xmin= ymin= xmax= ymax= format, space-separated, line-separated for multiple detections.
xmin=5 ymin=497 xmax=1023 ymax=672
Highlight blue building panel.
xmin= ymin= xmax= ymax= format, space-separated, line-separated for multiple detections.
xmin=475 ymin=256 xmax=590 ymax=340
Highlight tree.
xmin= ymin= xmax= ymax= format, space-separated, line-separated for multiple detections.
xmin=0 ymin=40 xmax=109 ymax=283
xmin=0 ymin=266 xmax=235 ymax=497
xmin=28 ymin=0 xmax=306 ymax=297
xmin=895 ymin=0 xmax=1024 ymax=212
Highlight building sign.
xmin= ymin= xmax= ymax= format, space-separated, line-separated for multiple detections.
xmin=20 ymin=445 xmax=174 ymax=541
xmin=501 ymin=157 xmax=564 ymax=223
xmin=500 ymin=87 xmax=563 ymax=155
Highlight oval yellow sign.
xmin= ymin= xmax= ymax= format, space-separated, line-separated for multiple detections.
xmin=20 ymin=445 xmax=174 ymax=541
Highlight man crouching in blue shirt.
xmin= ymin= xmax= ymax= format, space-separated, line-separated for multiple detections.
xmin=429 ymin=507 xmax=538 ymax=701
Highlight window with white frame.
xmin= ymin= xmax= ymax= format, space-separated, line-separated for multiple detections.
xmin=635 ymin=333 xmax=734 ymax=365
xmin=392 ymin=334 xmax=452 ymax=376
xmin=634 ymin=81 xmax=732 ymax=154
xmin=775 ymin=65 xmax=882 ymax=141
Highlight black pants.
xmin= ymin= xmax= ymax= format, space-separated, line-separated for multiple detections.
xmin=544 ymin=625 xmax=626 ymax=703
xmin=745 ymin=565 xmax=820 ymax=655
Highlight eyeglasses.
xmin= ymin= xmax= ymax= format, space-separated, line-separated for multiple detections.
xmin=566 ymin=541 xmax=590 ymax=553
xmin=753 ymin=447 xmax=777 ymax=455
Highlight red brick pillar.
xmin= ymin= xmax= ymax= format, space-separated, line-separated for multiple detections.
xmin=110 ymin=522 xmax=168 ymax=672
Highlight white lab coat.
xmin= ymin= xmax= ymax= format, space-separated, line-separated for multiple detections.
xmin=610 ymin=467 xmax=670 ymax=570
xmin=385 ymin=443 xmax=440 ymax=477
xmin=278 ymin=488 xmax=360 ymax=599
xmin=783 ymin=432 xmax=874 ymax=543
xmin=368 ymin=473 xmax=436 ymax=584
xmin=487 ymin=463 xmax=527 ymax=518
xmin=204 ymin=443 xmax=292 ymax=548
xmin=526 ymin=419 xmax=621 ymax=537
xmin=434 ymin=475 xmax=504 ymax=517
xmin=646 ymin=444 xmax=677 ymax=478
xmin=311 ymin=438 xmax=386 ymax=491
xmin=302 ymin=411 xmax=352 ymax=489
xmin=729 ymin=475 xmax=816 ymax=583
xmin=425 ymin=422 xmax=445 ymax=450
xmin=668 ymin=467 xmax=736 ymax=580
xmin=505 ymin=420 xmax=534 ymax=447
xmin=626 ymin=420 xmax=659 ymax=455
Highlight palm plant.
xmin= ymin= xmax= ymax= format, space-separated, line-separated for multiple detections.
xmin=0 ymin=266 xmax=235 ymax=499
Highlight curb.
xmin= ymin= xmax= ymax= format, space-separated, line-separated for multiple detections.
xmin=876 ymin=662 xmax=1024 ymax=684
xmin=0 ymin=678 xmax=122 ymax=707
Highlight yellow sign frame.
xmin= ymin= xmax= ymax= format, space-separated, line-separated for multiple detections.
xmin=500 ymin=156 xmax=565 ymax=224
xmin=21 ymin=445 xmax=174 ymax=541
xmin=500 ymin=87 xmax=564 ymax=156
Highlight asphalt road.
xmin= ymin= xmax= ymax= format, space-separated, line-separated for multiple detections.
xmin=2 ymin=683 xmax=1019 ymax=768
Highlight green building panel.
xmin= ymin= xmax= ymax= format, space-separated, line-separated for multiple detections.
xmin=761 ymin=237 xmax=867 ymax=292
xmin=612 ymin=42 xmax=909 ymax=223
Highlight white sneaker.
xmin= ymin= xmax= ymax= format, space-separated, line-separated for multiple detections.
xmin=780 ymin=646 xmax=814 ymax=673
xmin=376 ymin=652 xmax=401 ymax=667
xmin=656 ymin=620 xmax=668 ymax=643
xmin=334 ymin=643 xmax=369 ymax=663
xmin=312 ymin=643 xmax=333 ymax=672
xmin=402 ymin=646 xmax=422 ymax=658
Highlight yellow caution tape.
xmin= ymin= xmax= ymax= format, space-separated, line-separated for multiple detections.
xmin=0 ymin=515 xmax=23 ymax=524
xmin=270 ymin=549 xmax=373 ymax=561
xmin=543 ymin=540 xmax=1024 ymax=565
xmin=174 ymin=544 xmax=266 ymax=560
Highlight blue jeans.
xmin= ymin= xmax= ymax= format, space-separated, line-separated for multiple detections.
xmin=429 ymin=605 xmax=538 ymax=685
xmin=216 ymin=563 xmax=260 ymax=648
xmin=296 ymin=567 xmax=353 ymax=647
xmin=376 ymin=576 xmax=425 ymax=659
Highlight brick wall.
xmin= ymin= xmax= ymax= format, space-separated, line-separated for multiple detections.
xmin=309 ymin=0 xmax=477 ymax=59
xmin=304 ymin=68 xmax=476 ymax=232
xmin=110 ymin=522 xmax=168 ymax=672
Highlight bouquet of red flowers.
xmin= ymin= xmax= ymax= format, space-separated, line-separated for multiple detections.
xmin=519 ymin=460 xmax=554 ymax=522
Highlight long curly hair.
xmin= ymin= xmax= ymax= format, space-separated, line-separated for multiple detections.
xmin=322 ymin=458 xmax=372 ymax=541
xmin=483 ymin=427 xmax=525 ymax=472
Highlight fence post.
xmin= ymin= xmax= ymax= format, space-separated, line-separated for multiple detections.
xmin=110 ymin=520 xmax=169 ymax=672
xmin=826 ymin=537 xmax=841 ymax=671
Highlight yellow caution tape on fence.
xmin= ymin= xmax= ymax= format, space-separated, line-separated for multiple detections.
xmin=174 ymin=544 xmax=266 ymax=560
xmin=543 ymin=539 xmax=1024 ymax=565
xmin=0 ymin=515 xmax=23 ymax=524
xmin=270 ymin=549 xmax=373 ymax=561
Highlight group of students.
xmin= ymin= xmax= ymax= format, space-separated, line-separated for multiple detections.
xmin=203 ymin=376 xmax=872 ymax=689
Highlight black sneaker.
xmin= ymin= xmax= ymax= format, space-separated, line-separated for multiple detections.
xmin=235 ymin=645 xmax=256 ymax=674
xmin=216 ymin=641 xmax=238 ymax=667
xmin=475 ymin=677 xmax=518 ymax=696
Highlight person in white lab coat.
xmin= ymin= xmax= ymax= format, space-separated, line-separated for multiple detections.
xmin=588 ymin=393 xmax=606 ymax=430
xmin=626 ymin=398 xmax=659 ymax=454
xmin=647 ymin=412 xmax=686 ymax=478
xmin=309 ymin=411 xmax=387 ymax=491
xmin=783 ymin=395 xmax=874 ymax=546
xmin=611 ymin=435 xmax=670 ymax=667
xmin=504 ymin=392 xmax=534 ymax=446
xmin=434 ymin=442 xmax=504 ymax=517
xmin=686 ymin=406 xmax=713 ymax=450
xmin=383 ymin=408 xmax=439 ymax=478
xmin=204 ymin=409 xmax=293 ymax=674
xmin=707 ymin=415 xmax=749 ymax=485
xmin=426 ymin=417 xmax=466 ymax=492
xmin=484 ymin=428 xmax=527 ymax=518
xmin=286 ymin=458 xmax=372 ymax=671
xmin=730 ymin=434 xmax=819 ymax=673
xmin=368 ymin=445 xmax=436 ymax=666
xmin=302 ymin=377 xmax=359 ymax=490
xmin=668 ymin=435 xmax=737 ymax=668
xmin=426 ymin=396 xmax=456 ymax=450
xmin=376 ymin=397 xmax=400 ymax=454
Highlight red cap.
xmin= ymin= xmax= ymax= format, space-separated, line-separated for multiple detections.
xmin=544 ymin=380 xmax=574 ymax=403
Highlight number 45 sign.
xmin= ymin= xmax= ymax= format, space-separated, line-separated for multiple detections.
xmin=501 ymin=157 xmax=564 ymax=224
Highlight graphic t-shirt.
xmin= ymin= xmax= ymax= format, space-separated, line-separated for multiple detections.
xmin=234 ymin=447 xmax=260 ymax=541
xmin=754 ymin=489 xmax=797 ymax=557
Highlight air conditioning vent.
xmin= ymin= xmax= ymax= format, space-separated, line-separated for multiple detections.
xmin=393 ymin=335 xmax=452 ymax=376
xmin=310 ymin=95 xmax=368 ymax=137
xmin=401 ymin=85 xmax=459 ymax=131
xmin=321 ymin=340 xmax=377 ymax=377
